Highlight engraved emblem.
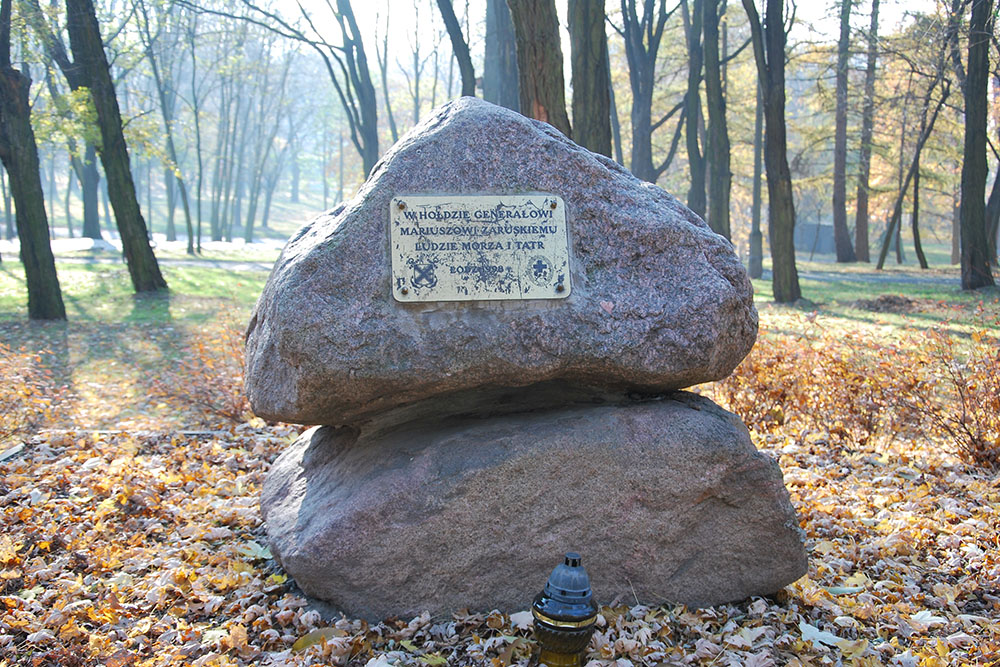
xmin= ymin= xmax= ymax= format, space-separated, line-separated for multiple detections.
xmin=528 ymin=256 xmax=553 ymax=285
xmin=410 ymin=260 xmax=438 ymax=288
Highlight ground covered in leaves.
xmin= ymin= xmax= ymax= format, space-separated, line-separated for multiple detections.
xmin=1 ymin=293 xmax=999 ymax=666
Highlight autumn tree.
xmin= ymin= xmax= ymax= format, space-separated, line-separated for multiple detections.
xmin=743 ymin=0 xmax=800 ymax=302
xmin=64 ymin=0 xmax=167 ymax=291
xmin=0 ymin=0 xmax=65 ymax=319
xmin=568 ymin=0 xmax=611 ymax=156
xmin=507 ymin=0 xmax=572 ymax=137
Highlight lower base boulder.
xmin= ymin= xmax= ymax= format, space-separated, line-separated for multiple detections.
xmin=261 ymin=392 xmax=807 ymax=621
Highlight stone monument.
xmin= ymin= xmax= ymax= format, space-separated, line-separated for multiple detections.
xmin=246 ymin=98 xmax=807 ymax=621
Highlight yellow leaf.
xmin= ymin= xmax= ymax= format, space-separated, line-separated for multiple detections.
xmin=291 ymin=627 xmax=344 ymax=653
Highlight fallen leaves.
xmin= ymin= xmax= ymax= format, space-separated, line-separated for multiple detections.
xmin=1 ymin=307 xmax=1000 ymax=665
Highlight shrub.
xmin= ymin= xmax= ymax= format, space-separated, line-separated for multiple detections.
xmin=148 ymin=317 xmax=252 ymax=427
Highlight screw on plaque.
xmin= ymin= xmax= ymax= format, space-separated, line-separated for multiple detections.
xmin=556 ymin=284 xmax=565 ymax=293
xmin=401 ymin=287 xmax=409 ymax=295
xmin=397 ymin=201 xmax=407 ymax=210
xmin=550 ymin=200 xmax=558 ymax=209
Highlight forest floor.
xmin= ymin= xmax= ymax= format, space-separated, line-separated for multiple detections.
xmin=0 ymin=257 xmax=999 ymax=666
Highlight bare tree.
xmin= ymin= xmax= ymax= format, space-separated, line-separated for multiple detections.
xmin=681 ymin=0 xmax=706 ymax=218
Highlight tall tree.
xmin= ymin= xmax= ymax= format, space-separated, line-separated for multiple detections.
xmin=436 ymin=0 xmax=475 ymax=97
xmin=483 ymin=0 xmax=519 ymax=111
xmin=748 ymin=79 xmax=764 ymax=278
xmin=615 ymin=0 xmax=676 ymax=182
xmin=33 ymin=0 xmax=167 ymax=291
xmin=507 ymin=0 xmax=572 ymax=137
xmin=568 ymin=0 xmax=612 ymax=156
xmin=0 ymin=0 xmax=65 ymax=319
xmin=136 ymin=0 xmax=195 ymax=255
xmin=682 ymin=0 xmax=706 ymax=218
xmin=959 ymin=0 xmax=995 ymax=289
xmin=832 ymin=0 xmax=856 ymax=262
xmin=743 ymin=0 xmax=800 ymax=303
xmin=703 ymin=0 xmax=731 ymax=239
xmin=853 ymin=0 xmax=879 ymax=263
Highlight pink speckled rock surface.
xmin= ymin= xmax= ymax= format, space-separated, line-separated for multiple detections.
xmin=245 ymin=97 xmax=757 ymax=427
xmin=260 ymin=392 xmax=807 ymax=620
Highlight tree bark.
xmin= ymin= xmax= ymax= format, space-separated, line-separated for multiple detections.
xmin=484 ymin=0 xmax=519 ymax=111
xmin=749 ymin=78 xmax=763 ymax=278
xmin=832 ymin=0 xmax=856 ymax=262
xmin=507 ymin=0 xmax=572 ymax=138
xmin=437 ymin=0 xmax=476 ymax=97
xmin=682 ymin=0 xmax=706 ymax=218
xmin=568 ymin=0 xmax=611 ymax=157
xmin=79 ymin=143 xmax=100 ymax=238
xmin=959 ymin=0 xmax=996 ymax=289
xmin=65 ymin=0 xmax=166 ymax=291
xmin=703 ymin=0 xmax=731 ymax=239
xmin=852 ymin=0 xmax=878 ymax=262
xmin=911 ymin=157 xmax=928 ymax=269
xmin=743 ymin=0 xmax=800 ymax=303
xmin=0 ymin=0 xmax=65 ymax=319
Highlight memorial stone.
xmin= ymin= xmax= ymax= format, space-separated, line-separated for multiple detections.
xmin=249 ymin=98 xmax=808 ymax=620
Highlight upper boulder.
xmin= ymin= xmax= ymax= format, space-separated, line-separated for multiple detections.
xmin=245 ymin=98 xmax=757 ymax=427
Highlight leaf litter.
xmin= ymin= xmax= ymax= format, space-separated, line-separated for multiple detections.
xmin=1 ymin=306 xmax=1000 ymax=666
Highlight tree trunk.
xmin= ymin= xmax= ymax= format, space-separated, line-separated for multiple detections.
xmin=484 ymin=0 xmax=519 ymax=111
xmin=375 ymin=12 xmax=399 ymax=142
xmin=682 ymin=0 xmax=706 ymax=218
xmin=952 ymin=185 xmax=961 ymax=264
xmin=703 ymin=0 xmax=730 ymax=239
xmin=507 ymin=0 xmax=572 ymax=138
xmin=568 ymin=0 xmax=611 ymax=157
xmin=437 ymin=0 xmax=475 ymax=97
xmin=832 ymin=0 xmax=856 ymax=262
xmin=65 ymin=0 xmax=166 ymax=291
xmin=2 ymin=168 xmax=13 ymax=240
xmin=853 ymin=0 xmax=878 ymax=262
xmin=959 ymin=0 xmax=995 ymax=289
xmin=743 ymin=0 xmax=800 ymax=303
xmin=80 ymin=143 xmax=100 ymax=238
xmin=876 ymin=86 xmax=950 ymax=269
xmin=749 ymin=78 xmax=763 ymax=278
xmin=911 ymin=157 xmax=928 ymax=269
xmin=0 ymin=0 xmax=66 ymax=319
xmin=607 ymin=47 xmax=623 ymax=164
xmin=65 ymin=166 xmax=75 ymax=237
xmin=620 ymin=0 xmax=669 ymax=182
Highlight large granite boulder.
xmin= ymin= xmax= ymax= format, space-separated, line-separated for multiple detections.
xmin=245 ymin=97 xmax=757 ymax=427
xmin=261 ymin=391 xmax=807 ymax=620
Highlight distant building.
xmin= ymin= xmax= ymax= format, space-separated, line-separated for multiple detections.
xmin=794 ymin=222 xmax=835 ymax=255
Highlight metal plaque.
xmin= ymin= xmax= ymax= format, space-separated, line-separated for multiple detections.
xmin=390 ymin=194 xmax=571 ymax=302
